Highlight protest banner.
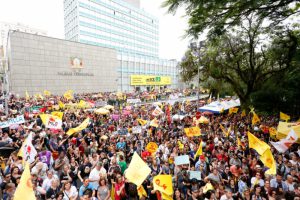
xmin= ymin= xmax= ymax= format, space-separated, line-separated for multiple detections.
xmin=184 ymin=126 xmax=201 ymax=137
xmin=0 ymin=115 xmax=25 ymax=128
xmin=127 ymin=98 xmax=141 ymax=104
xmin=189 ymin=171 xmax=202 ymax=180
xmin=174 ymin=155 xmax=190 ymax=165
xmin=132 ymin=126 xmax=142 ymax=134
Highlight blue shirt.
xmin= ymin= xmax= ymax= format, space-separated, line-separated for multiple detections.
xmin=79 ymin=183 xmax=94 ymax=197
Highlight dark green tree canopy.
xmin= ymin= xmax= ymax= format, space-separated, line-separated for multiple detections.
xmin=163 ymin=0 xmax=300 ymax=38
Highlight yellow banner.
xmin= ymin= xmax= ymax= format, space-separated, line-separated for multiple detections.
xmin=131 ymin=75 xmax=171 ymax=86
xmin=153 ymin=175 xmax=173 ymax=196
xmin=184 ymin=126 xmax=201 ymax=137
xmin=66 ymin=118 xmax=90 ymax=136
xmin=125 ymin=152 xmax=151 ymax=186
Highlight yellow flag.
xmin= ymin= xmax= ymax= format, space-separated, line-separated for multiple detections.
xmin=64 ymin=90 xmax=73 ymax=100
xmin=153 ymin=175 xmax=173 ymax=195
xmin=229 ymin=107 xmax=239 ymax=115
xmin=184 ymin=126 xmax=201 ymax=137
xmin=146 ymin=142 xmax=158 ymax=154
xmin=125 ymin=152 xmax=151 ymax=186
xmin=150 ymin=118 xmax=159 ymax=127
xmin=178 ymin=140 xmax=184 ymax=149
xmin=241 ymin=110 xmax=246 ymax=117
xmin=51 ymin=111 xmax=64 ymax=120
xmin=66 ymin=118 xmax=90 ymax=136
xmin=260 ymin=149 xmax=276 ymax=175
xmin=43 ymin=90 xmax=51 ymax=96
xmin=58 ymin=101 xmax=65 ymax=109
xmin=111 ymin=184 xmax=115 ymax=200
xmin=14 ymin=162 xmax=36 ymax=200
xmin=137 ymin=119 xmax=148 ymax=126
xmin=194 ymin=141 xmax=203 ymax=159
xmin=137 ymin=185 xmax=147 ymax=199
xmin=203 ymin=183 xmax=214 ymax=194
xmin=252 ymin=112 xmax=260 ymax=125
xmin=219 ymin=124 xmax=230 ymax=137
xmin=247 ymin=131 xmax=270 ymax=155
xmin=280 ymin=112 xmax=290 ymax=122
xmin=25 ymin=90 xmax=30 ymax=101
xmin=161 ymin=192 xmax=173 ymax=200
xmin=77 ymin=100 xmax=88 ymax=108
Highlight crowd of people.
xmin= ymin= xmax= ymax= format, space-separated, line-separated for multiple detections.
xmin=0 ymin=89 xmax=299 ymax=200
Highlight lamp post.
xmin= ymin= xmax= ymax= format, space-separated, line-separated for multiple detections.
xmin=190 ymin=41 xmax=205 ymax=111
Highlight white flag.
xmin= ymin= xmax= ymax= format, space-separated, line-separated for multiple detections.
xmin=22 ymin=133 xmax=37 ymax=163
xmin=271 ymin=129 xmax=298 ymax=153
xmin=152 ymin=106 xmax=164 ymax=116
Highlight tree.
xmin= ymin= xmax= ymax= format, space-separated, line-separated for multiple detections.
xmin=179 ymin=17 xmax=300 ymax=108
xmin=163 ymin=0 xmax=300 ymax=38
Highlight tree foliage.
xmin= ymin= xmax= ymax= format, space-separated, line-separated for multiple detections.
xmin=179 ymin=17 xmax=300 ymax=108
xmin=163 ymin=0 xmax=300 ymax=38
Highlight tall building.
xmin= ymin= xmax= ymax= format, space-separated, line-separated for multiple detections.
xmin=64 ymin=0 xmax=179 ymax=91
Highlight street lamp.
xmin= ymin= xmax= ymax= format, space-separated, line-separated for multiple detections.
xmin=190 ymin=41 xmax=205 ymax=111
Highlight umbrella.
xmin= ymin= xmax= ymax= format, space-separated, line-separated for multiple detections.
xmin=104 ymin=105 xmax=114 ymax=110
xmin=202 ymin=111 xmax=213 ymax=116
xmin=94 ymin=108 xmax=110 ymax=115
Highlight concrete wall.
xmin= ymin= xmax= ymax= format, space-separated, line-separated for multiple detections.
xmin=8 ymin=31 xmax=118 ymax=96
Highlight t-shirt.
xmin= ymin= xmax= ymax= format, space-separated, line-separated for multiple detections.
xmin=79 ymin=163 xmax=92 ymax=179
xmin=118 ymin=161 xmax=127 ymax=174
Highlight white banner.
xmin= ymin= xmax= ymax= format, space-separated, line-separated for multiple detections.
xmin=0 ymin=115 xmax=25 ymax=128
xmin=127 ymin=99 xmax=141 ymax=104
xmin=94 ymin=101 xmax=107 ymax=107
xmin=132 ymin=126 xmax=142 ymax=134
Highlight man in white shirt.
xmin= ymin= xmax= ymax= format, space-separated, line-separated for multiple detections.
xmin=32 ymin=161 xmax=48 ymax=180
xmin=89 ymin=162 xmax=107 ymax=190
xmin=220 ymin=188 xmax=234 ymax=200
xmin=42 ymin=170 xmax=58 ymax=191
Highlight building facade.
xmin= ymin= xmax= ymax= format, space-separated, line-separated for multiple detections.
xmin=8 ymin=31 xmax=118 ymax=95
xmin=64 ymin=0 xmax=179 ymax=92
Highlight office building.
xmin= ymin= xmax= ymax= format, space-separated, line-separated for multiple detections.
xmin=64 ymin=0 xmax=179 ymax=91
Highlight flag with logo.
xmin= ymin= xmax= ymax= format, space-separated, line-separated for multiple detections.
xmin=78 ymin=100 xmax=89 ymax=108
xmin=184 ymin=126 xmax=201 ymax=137
xmin=137 ymin=119 xmax=148 ymax=126
xmin=40 ymin=114 xmax=62 ymax=129
xmin=229 ymin=107 xmax=239 ymax=115
xmin=14 ymin=162 xmax=36 ymax=200
xmin=43 ymin=90 xmax=51 ymax=96
xmin=280 ymin=112 xmax=290 ymax=122
xmin=58 ymin=101 xmax=65 ymax=109
xmin=247 ymin=131 xmax=270 ymax=155
xmin=66 ymin=118 xmax=90 ymax=136
xmin=21 ymin=132 xmax=37 ymax=164
xmin=153 ymin=175 xmax=173 ymax=196
xmin=51 ymin=111 xmax=64 ymax=120
xmin=260 ymin=149 xmax=276 ymax=175
xmin=252 ymin=111 xmax=260 ymax=125
xmin=152 ymin=106 xmax=164 ymax=116
xmin=125 ymin=152 xmax=151 ymax=186
xmin=270 ymin=129 xmax=298 ymax=153
xmin=146 ymin=142 xmax=158 ymax=154
xmin=194 ymin=141 xmax=203 ymax=159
